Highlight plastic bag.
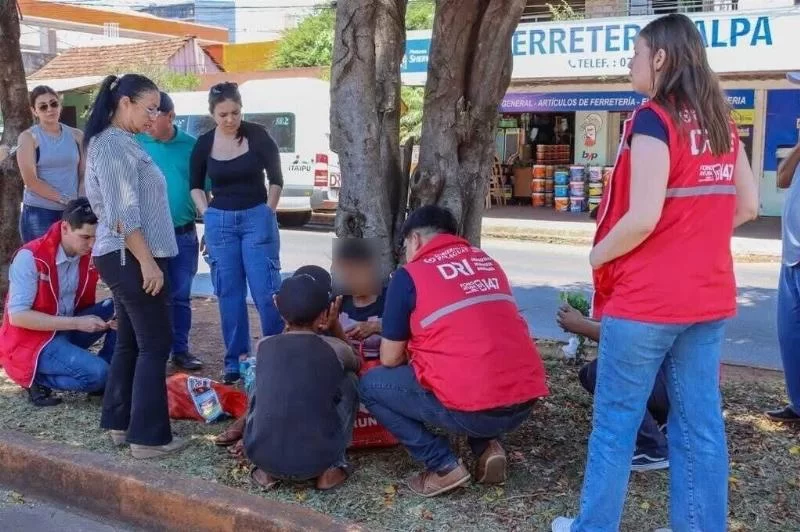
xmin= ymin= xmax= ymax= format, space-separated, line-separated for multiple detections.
xmin=349 ymin=357 xmax=399 ymax=449
xmin=166 ymin=373 xmax=248 ymax=423
xmin=240 ymin=355 xmax=257 ymax=398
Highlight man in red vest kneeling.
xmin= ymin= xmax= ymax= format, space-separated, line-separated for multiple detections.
xmin=360 ymin=205 xmax=549 ymax=497
xmin=0 ymin=198 xmax=116 ymax=407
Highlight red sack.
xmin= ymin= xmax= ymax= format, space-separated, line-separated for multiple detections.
xmin=166 ymin=373 xmax=248 ymax=422
xmin=349 ymin=357 xmax=398 ymax=449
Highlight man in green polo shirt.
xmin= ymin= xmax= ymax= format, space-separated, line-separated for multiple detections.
xmin=136 ymin=92 xmax=203 ymax=371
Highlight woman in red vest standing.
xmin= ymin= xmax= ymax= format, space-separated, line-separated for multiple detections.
xmin=552 ymin=14 xmax=758 ymax=532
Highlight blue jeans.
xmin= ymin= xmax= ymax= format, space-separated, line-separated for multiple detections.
xmin=204 ymin=204 xmax=283 ymax=373
xmin=20 ymin=204 xmax=63 ymax=244
xmin=167 ymin=229 xmax=199 ymax=355
xmin=579 ymin=358 xmax=669 ymax=457
xmin=360 ymin=365 xmax=533 ymax=472
xmin=35 ymin=299 xmax=116 ymax=393
xmin=778 ymin=264 xmax=800 ymax=414
xmin=573 ymin=317 xmax=728 ymax=532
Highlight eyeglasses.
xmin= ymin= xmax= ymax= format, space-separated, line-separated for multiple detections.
xmin=134 ymin=100 xmax=159 ymax=118
xmin=210 ymin=82 xmax=239 ymax=95
xmin=37 ymin=101 xmax=59 ymax=112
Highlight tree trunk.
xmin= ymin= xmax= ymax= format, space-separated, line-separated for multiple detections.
xmin=330 ymin=0 xmax=407 ymax=277
xmin=0 ymin=1 xmax=33 ymax=304
xmin=412 ymin=0 xmax=526 ymax=245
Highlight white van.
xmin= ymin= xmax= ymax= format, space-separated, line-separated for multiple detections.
xmin=169 ymin=78 xmax=340 ymax=227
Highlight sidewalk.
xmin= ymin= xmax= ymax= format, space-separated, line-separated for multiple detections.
xmin=480 ymin=206 xmax=782 ymax=259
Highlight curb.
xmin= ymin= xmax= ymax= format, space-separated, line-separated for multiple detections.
xmin=481 ymin=226 xmax=781 ymax=263
xmin=0 ymin=430 xmax=365 ymax=532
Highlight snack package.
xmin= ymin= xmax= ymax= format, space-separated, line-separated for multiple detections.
xmin=166 ymin=373 xmax=248 ymax=423
xmin=188 ymin=376 xmax=225 ymax=423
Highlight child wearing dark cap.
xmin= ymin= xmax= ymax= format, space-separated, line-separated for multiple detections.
xmin=243 ymin=273 xmax=361 ymax=491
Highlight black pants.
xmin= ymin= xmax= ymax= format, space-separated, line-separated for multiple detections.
xmin=95 ymin=251 xmax=173 ymax=446
xmin=579 ymin=358 xmax=669 ymax=456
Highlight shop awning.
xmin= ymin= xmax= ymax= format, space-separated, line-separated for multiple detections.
xmin=25 ymin=76 xmax=105 ymax=93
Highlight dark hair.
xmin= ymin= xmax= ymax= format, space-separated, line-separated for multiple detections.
xmin=400 ymin=205 xmax=459 ymax=241
xmin=333 ymin=238 xmax=376 ymax=264
xmin=29 ymin=86 xmax=58 ymax=108
xmin=276 ymin=274 xmax=329 ymax=327
xmin=639 ymin=14 xmax=732 ymax=156
xmin=208 ymin=82 xmax=245 ymax=143
xmin=83 ymin=74 xmax=158 ymax=149
xmin=62 ymin=197 xmax=98 ymax=229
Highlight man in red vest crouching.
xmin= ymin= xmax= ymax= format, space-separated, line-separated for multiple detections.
xmin=360 ymin=205 xmax=549 ymax=497
xmin=0 ymin=198 xmax=116 ymax=407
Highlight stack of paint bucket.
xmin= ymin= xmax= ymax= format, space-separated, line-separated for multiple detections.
xmin=554 ymin=168 xmax=570 ymax=212
xmin=569 ymin=165 xmax=586 ymax=213
xmin=531 ymin=165 xmax=546 ymax=207
xmin=588 ymin=166 xmax=604 ymax=215
xmin=544 ymin=165 xmax=555 ymax=207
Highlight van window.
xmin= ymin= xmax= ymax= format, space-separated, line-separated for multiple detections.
xmin=245 ymin=113 xmax=295 ymax=153
xmin=174 ymin=115 xmax=216 ymax=138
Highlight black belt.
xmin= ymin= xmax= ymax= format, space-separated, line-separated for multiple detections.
xmin=174 ymin=222 xmax=195 ymax=235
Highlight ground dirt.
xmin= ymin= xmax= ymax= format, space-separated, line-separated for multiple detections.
xmin=1 ymin=299 xmax=798 ymax=532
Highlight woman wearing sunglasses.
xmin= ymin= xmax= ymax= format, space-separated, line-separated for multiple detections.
xmin=16 ymin=85 xmax=85 ymax=243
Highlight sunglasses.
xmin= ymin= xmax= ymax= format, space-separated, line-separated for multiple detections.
xmin=210 ymin=82 xmax=239 ymax=95
xmin=37 ymin=101 xmax=59 ymax=112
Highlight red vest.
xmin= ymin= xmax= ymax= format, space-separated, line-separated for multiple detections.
xmin=0 ymin=222 xmax=98 ymax=388
xmin=592 ymin=102 xmax=739 ymax=323
xmin=404 ymin=234 xmax=549 ymax=411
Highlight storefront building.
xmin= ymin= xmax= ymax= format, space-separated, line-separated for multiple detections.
xmin=401 ymin=8 xmax=800 ymax=216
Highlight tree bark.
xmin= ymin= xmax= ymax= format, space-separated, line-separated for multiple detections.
xmin=0 ymin=1 xmax=33 ymax=304
xmin=330 ymin=0 xmax=406 ymax=277
xmin=412 ymin=0 xmax=526 ymax=245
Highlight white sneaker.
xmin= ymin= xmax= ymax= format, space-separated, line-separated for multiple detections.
xmin=551 ymin=516 xmax=575 ymax=532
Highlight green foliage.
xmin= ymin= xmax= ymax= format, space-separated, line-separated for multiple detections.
xmin=560 ymin=290 xmax=590 ymax=316
xmin=271 ymin=2 xmax=435 ymax=70
xmin=270 ymin=8 xmax=335 ymax=69
xmin=406 ymin=1 xmax=435 ymax=30
xmin=546 ymin=0 xmax=584 ymax=21
xmin=400 ymin=86 xmax=424 ymax=143
xmin=560 ymin=290 xmax=591 ymax=359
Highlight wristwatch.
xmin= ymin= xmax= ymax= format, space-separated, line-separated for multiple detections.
xmin=58 ymin=194 xmax=71 ymax=206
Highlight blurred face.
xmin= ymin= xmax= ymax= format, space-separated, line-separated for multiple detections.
xmin=334 ymin=259 xmax=379 ymax=296
xmin=32 ymin=93 xmax=61 ymax=125
xmin=629 ymin=36 xmax=664 ymax=97
xmin=212 ymin=99 xmax=243 ymax=136
xmin=118 ymin=89 xmax=160 ymax=133
xmin=60 ymin=222 xmax=96 ymax=257
xmin=147 ymin=110 xmax=175 ymax=141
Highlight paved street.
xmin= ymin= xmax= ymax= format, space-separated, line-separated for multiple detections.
xmin=192 ymin=225 xmax=782 ymax=371
xmin=0 ymin=489 xmax=136 ymax=532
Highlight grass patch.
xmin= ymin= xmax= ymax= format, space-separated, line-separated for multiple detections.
xmin=1 ymin=340 xmax=798 ymax=531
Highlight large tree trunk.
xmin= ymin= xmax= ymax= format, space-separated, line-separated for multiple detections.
xmin=330 ymin=0 xmax=406 ymax=278
xmin=412 ymin=0 xmax=526 ymax=245
xmin=0 ymin=1 xmax=32 ymax=304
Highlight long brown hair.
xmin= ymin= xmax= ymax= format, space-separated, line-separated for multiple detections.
xmin=639 ymin=14 xmax=732 ymax=156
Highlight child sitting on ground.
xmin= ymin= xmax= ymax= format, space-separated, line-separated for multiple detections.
xmin=332 ymin=238 xmax=385 ymax=358
xmin=557 ymin=303 xmax=670 ymax=471
xmin=243 ymin=273 xmax=361 ymax=491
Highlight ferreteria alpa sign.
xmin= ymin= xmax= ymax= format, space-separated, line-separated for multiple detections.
xmin=401 ymin=9 xmax=800 ymax=84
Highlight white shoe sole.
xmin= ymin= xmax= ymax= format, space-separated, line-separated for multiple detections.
xmin=631 ymin=459 xmax=670 ymax=472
